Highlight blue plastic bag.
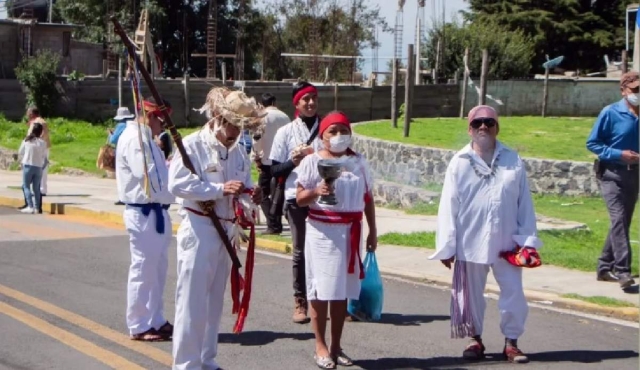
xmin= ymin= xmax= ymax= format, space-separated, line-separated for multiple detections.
xmin=348 ymin=251 xmax=384 ymax=321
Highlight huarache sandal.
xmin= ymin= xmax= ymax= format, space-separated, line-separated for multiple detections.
xmin=314 ymin=354 xmax=336 ymax=369
xmin=157 ymin=321 xmax=173 ymax=339
xmin=130 ymin=328 xmax=163 ymax=342
xmin=333 ymin=351 xmax=354 ymax=366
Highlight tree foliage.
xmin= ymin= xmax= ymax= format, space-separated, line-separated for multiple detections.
xmin=15 ymin=50 xmax=62 ymax=117
xmin=425 ymin=19 xmax=536 ymax=80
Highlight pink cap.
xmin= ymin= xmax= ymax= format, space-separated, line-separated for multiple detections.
xmin=467 ymin=105 xmax=498 ymax=124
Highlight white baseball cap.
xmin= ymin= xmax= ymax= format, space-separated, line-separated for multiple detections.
xmin=114 ymin=107 xmax=135 ymax=120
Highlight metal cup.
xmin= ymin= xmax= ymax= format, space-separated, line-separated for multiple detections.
xmin=317 ymin=159 xmax=343 ymax=205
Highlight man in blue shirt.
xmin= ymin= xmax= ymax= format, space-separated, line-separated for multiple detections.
xmin=109 ymin=107 xmax=135 ymax=205
xmin=586 ymin=71 xmax=640 ymax=290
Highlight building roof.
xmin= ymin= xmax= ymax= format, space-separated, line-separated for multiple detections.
xmin=0 ymin=18 xmax=78 ymax=29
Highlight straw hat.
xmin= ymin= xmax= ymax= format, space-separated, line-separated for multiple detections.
xmin=197 ymin=87 xmax=267 ymax=134
xmin=114 ymin=107 xmax=135 ymax=120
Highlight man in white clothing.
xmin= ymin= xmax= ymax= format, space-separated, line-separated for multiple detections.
xmin=116 ymin=97 xmax=175 ymax=342
xmin=169 ymin=87 xmax=263 ymax=370
xmin=430 ymin=105 xmax=541 ymax=364
xmin=253 ymin=93 xmax=290 ymax=235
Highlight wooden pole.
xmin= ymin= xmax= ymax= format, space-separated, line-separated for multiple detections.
xmin=542 ymin=67 xmax=550 ymax=118
xmin=479 ymin=49 xmax=489 ymax=105
xmin=622 ymin=50 xmax=629 ymax=74
xmin=118 ymin=56 xmax=123 ymax=107
xmin=404 ymin=44 xmax=415 ymax=138
xmin=459 ymin=48 xmax=469 ymax=119
xmin=433 ymin=39 xmax=440 ymax=83
xmin=391 ymin=58 xmax=399 ymax=128
xmin=334 ymin=83 xmax=338 ymax=111
xmin=183 ymin=71 xmax=190 ymax=126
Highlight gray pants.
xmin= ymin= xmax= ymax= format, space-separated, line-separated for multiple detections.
xmin=286 ymin=200 xmax=308 ymax=298
xmin=597 ymin=165 xmax=639 ymax=275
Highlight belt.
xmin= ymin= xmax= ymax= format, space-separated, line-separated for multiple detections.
xmin=126 ymin=203 xmax=170 ymax=234
xmin=308 ymin=209 xmax=365 ymax=279
xmin=184 ymin=207 xmax=236 ymax=223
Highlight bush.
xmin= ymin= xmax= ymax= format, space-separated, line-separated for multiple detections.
xmin=15 ymin=49 xmax=61 ymax=117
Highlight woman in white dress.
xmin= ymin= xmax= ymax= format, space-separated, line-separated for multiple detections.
xmin=295 ymin=111 xmax=378 ymax=369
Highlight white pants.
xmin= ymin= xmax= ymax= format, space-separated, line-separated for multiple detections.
xmin=123 ymin=206 xmax=171 ymax=335
xmin=172 ymin=215 xmax=231 ymax=370
xmin=41 ymin=148 xmax=49 ymax=194
xmin=452 ymin=258 xmax=528 ymax=340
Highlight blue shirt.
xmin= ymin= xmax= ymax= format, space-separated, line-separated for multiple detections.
xmin=108 ymin=121 xmax=128 ymax=146
xmin=586 ymin=99 xmax=639 ymax=164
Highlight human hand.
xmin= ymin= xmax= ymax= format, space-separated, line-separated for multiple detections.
xmin=251 ymin=187 xmax=263 ymax=204
xmin=366 ymin=231 xmax=377 ymax=252
xmin=223 ymin=180 xmax=245 ymax=196
xmin=292 ymin=152 xmax=306 ymax=166
xmin=314 ymin=180 xmax=332 ymax=197
xmin=621 ymin=150 xmax=639 ymax=164
xmin=441 ymin=256 xmax=455 ymax=269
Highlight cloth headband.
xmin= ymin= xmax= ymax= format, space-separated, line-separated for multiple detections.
xmin=319 ymin=112 xmax=351 ymax=138
xmin=139 ymin=100 xmax=173 ymax=116
xmin=293 ymin=86 xmax=318 ymax=106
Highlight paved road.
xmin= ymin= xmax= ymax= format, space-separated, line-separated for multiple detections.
xmin=0 ymin=206 xmax=637 ymax=370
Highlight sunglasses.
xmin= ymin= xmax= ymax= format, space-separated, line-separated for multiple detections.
xmin=470 ymin=118 xmax=497 ymax=129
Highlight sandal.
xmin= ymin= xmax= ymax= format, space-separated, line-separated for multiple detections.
xmin=130 ymin=328 xmax=164 ymax=342
xmin=157 ymin=321 xmax=173 ymax=339
xmin=334 ymin=351 xmax=353 ymax=366
xmin=314 ymin=354 xmax=336 ymax=369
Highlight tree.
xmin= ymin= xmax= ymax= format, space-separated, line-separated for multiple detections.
xmin=15 ymin=50 xmax=62 ymax=116
xmin=462 ymin=0 xmax=638 ymax=74
xmin=424 ymin=19 xmax=535 ymax=80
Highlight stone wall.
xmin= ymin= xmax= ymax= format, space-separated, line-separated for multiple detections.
xmin=352 ymin=134 xmax=599 ymax=196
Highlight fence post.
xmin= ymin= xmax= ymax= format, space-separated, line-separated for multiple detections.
xmin=459 ymin=48 xmax=469 ymax=119
xmin=542 ymin=67 xmax=549 ymax=118
xmin=479 ymin=49 xmax=489 ymax=105
xmin=404 ymin=44 xmax=415 ymax=138
xmin=391 ymin=58 xmax=399 ymax=128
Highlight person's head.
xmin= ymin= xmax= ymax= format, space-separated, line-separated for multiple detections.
xmin=158 ymin=131 xmax=172 ymax=159
xmin=114 ymin=106 xmax=135 ymax=123
xmin=292 ymin=81 xmax=318 ymax=118
xmin=26 ymin=106 xmax=40 ymax=122
xmin=620 ymin=71 xmax=640 ymax=107
xmin=319 ymin=111 xmax=352 ymax=155
xmin=140 ymin=97 xmax=172 ymax=136
xmin=467 ymin=105 xmax=499 ymax=150
xmin=199 ymin=87 xmax=266 ymax=148
xmin=261 ymin=93 xmax=277 ymax=108
xmin=26 ymin=122 xmax=43 ymax=141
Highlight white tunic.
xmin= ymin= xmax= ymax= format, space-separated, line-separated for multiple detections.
xmin=269 ymin=117 xmax=323 ymax=201
xmin=295 ymin=153 xmax=373 ymax=301
xmin=429 ymin=141 xmax=541 ymax=264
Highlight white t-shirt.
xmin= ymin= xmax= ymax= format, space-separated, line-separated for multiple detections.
xmin=253 ymin=107 xmax=290 ymax=165
xmin=269 ymin=117 xmax=323 ymax=201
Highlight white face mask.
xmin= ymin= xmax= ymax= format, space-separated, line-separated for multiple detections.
xmin=627 ymin=93 xmax=639 ymax=107
xmin=328 ymin=134 xmax=352 ymax=153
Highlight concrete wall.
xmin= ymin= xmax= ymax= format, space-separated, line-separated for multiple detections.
xmin=68 ymin=40 xmax=104 ymax=76
xmin=0 ymin=23 xmax=19 ymax=78
xmin=462 ymin=79 xmax=620 ymax=117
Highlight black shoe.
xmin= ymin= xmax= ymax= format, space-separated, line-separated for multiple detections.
xmin=115 ymin=201 xmax=125 ymax=205
xmin=18 ymin=204 xmax=28 ymax=210
xmin=41 ymin=194 xmax=46 ymax=197
xmin=597 ymin=271 xmax=620 ymax=282
xmin=260 ymin=228 xmax=282 ymax=236
xmin=618 ymin=273 xmax=635 ymax=289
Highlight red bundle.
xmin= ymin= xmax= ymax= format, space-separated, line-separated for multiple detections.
xmin=500 ymin=246 xmax=542 ymax=268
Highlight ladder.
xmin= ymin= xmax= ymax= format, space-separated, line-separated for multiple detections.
xmin=207 ymin=0 xmax=217 ymax=79
xmin=133 ymin=9 xmax=157 ymax=77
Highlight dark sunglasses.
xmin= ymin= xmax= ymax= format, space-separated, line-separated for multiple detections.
xmin=470 ymin=118 xmax=497 ymax=129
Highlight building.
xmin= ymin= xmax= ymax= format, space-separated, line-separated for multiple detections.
xmin=0 ymin=1 xmax=104 ymax=79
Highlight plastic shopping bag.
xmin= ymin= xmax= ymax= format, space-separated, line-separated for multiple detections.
xmin=348 ymin=251 xmax=384 ymax=321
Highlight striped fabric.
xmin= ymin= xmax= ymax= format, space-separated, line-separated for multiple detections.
xmin=450 ymin=261 xmax=476 ymax=339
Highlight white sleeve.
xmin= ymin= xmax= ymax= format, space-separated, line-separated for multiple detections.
xmin=358 ymin=156 xmax=374 ymax=193
xmin=294 ymin=155 xmax=318 ymax=190
xmin=168 ymin=145 xmax=225 ymax=201
xmin=18 ymin=141 xmax=25 ymax=159
xmin=513 ymin=158 xmax=542 ymax=249
xmin=269 ymin=127 xmax=288 ymax=163
xmin=429 ymin=158 xmax=460 ymax=260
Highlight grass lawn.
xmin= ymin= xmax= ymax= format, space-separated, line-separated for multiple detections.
xmin=0 ymin=116 xmax=260 ymax=181
xmin=561 ymin=293 xmax=636 ymax=308
xmin=379 ymin=194 xmax=639 ymax=274
xmin=353 ymin=117 xmax=596 ymax=162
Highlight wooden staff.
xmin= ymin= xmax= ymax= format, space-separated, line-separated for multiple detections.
xmin=110 ymin=15 xmax=242 ymax=269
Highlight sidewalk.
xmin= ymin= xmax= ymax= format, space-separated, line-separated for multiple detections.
xmin=0 ymin=170 xmax=637 ymax=321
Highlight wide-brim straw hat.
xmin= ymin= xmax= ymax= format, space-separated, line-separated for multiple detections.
xmin=197 ymin=87 xmax=267 ymax=134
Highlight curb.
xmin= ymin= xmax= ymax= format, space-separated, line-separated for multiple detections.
xmin=0 ymin=196 xmax=636 ymax=322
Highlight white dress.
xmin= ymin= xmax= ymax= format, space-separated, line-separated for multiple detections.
xmin=294 ymin=152 xmax=373 ymax=301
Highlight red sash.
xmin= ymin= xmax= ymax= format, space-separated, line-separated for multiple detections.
xmin=308 ymin=209 xmax=365 ymax=279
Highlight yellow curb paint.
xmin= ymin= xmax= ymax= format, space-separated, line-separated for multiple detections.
xmin=0 ymin=301 xmax=145 ymax=370
xmin=0 ymin=284 xmax=173 ymax=367
xmin=255 ymin=238 xmax=291 ymax=254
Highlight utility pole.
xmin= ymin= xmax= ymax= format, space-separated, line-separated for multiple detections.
xmin=49 ymin=0 xmax=53 ymax=23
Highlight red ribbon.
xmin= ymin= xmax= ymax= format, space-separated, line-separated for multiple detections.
xmin=500 ymin=245 xmax=542 ymax=268
xmin=293 ymin=86 xmax=318 ymax=118
xmin=138 ymin=100 xmax=173 ymax=117
xmin=230 ymin=188 xmax=256 ymax=333
xmin=308 ymin=209 xmax=365 ymax=279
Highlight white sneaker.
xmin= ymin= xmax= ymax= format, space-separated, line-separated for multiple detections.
xmin=20 ymin=207 xmax=35 ymax=214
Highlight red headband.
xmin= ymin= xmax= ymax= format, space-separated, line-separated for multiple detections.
xmin=139 ymin=100 xmax=173 ymax=116
xmin=293 ymin=85 xmax=318 ymax=106
xmin=319 ymin=112 xmax=351 ymax=138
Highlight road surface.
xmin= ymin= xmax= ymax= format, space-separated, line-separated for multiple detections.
xmin=0 ymin=206 xmax=637 ymax=369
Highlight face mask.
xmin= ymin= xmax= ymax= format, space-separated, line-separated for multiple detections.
xmin=627 ymin=93 xmax=639 ymax=106
xmin=328 ymin=134 xmax=351 ymax=153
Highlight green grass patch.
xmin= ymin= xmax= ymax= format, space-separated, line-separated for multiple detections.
xmin=354 ymin=117 xmax=596 ymax=162
xmin=561 ymin=293 xmax=637 ymax=308
xmin=378 ymin=193 xmax=639 ymax=274
xmin=259 ymin=234 xmax=290 ymax=244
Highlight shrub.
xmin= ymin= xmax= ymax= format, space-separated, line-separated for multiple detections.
xmin=15 ymin=49 xmax=61 ymax=117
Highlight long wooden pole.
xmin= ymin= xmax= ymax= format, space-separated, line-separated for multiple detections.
xmin=542 ymin=67 xmax=549 ymax=118
xmin=459 ymin=48 xmax=469 ymax=119
xmin=479 ymin=49 xmax=489 ymax=105
xmin=110 ymin=16 xmax=242 ymax=270
xmin=404 ymin=44 xmax=415 ymax=138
